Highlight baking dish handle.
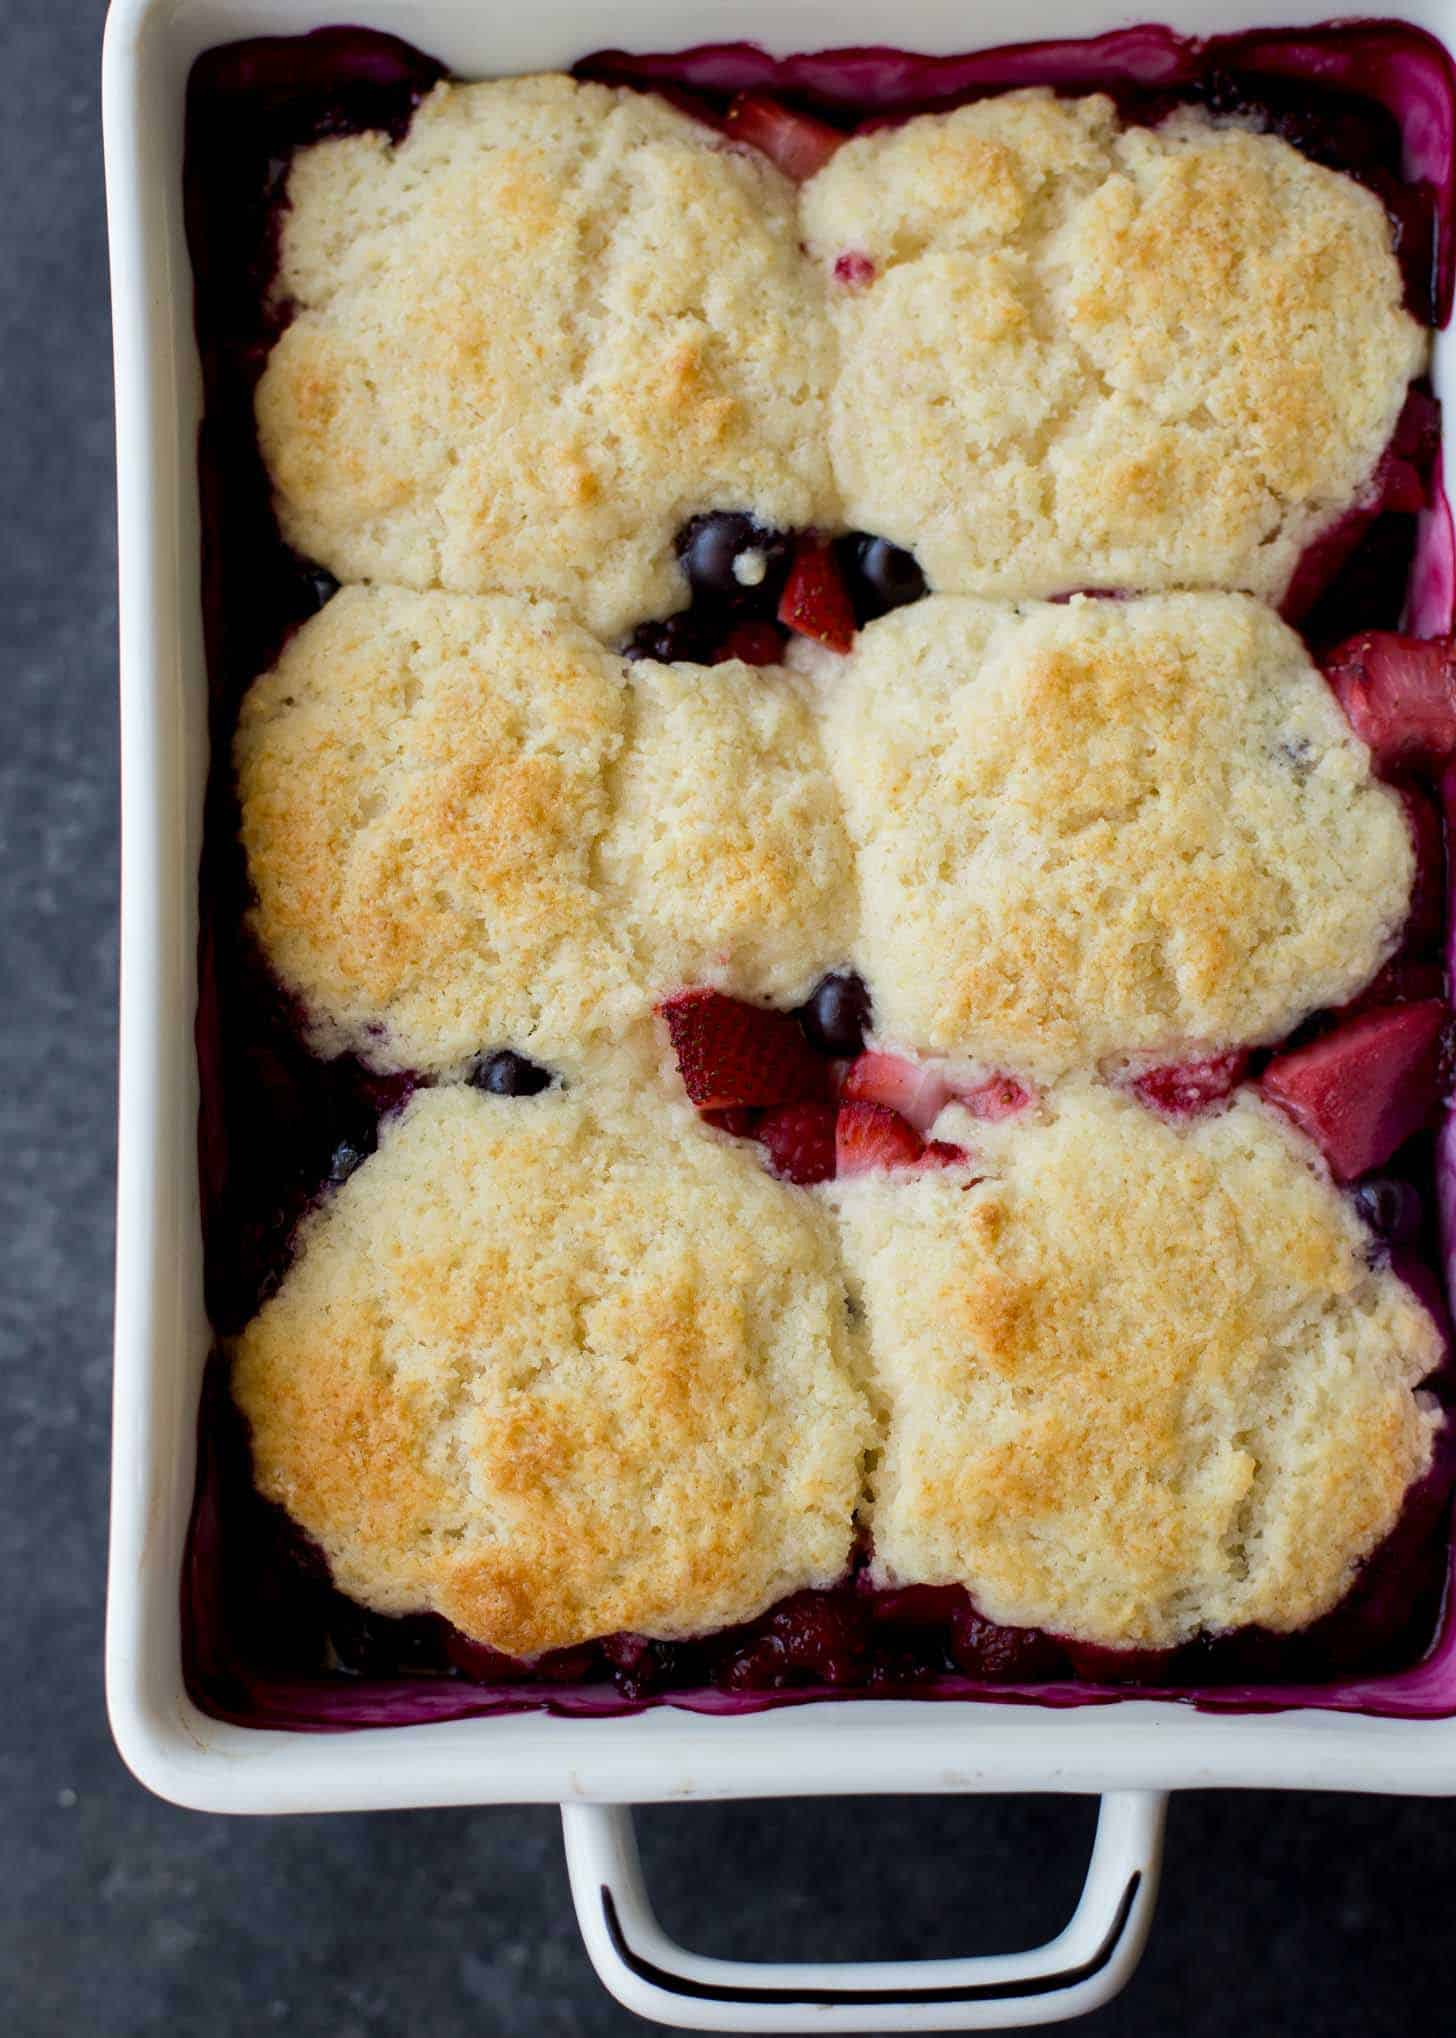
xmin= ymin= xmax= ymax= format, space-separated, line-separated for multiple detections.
xmin=561 ymin=1789 xmax=1166 ymax=2032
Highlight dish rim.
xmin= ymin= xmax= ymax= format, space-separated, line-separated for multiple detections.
xmin=104 ymin=0 xmax=1456 ymax=1813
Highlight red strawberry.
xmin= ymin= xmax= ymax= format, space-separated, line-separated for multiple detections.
xmin=1397 ymin=781 xmax=1446 ymax=951
xmin=833 ymin=250 xmax=876 ymax=288
xmin=919 ymin=1139 xmax=971 ymax=1169
xmin=1259 ymin=999 xmax=1448 ymax=1180
xmin=659 ymin=989 xmax=829 ymax=1110
xmin=951 ymin=1074 xmax=1034 ymax=1121
xmin=841 ymin=1052 xmax=951 ymax=1133
xmin=1322 ymin=632 xmax=1456 ymax=770
xmin=778 ymin=538 xmax=857 ymax=653
xmin=701 ymin=1106 xmax=764 ymax=1137
xmin=757 ymin=1101 xmax=838 ymax=1185
xmin=722 ymin=94 xmax=844 ymax=180
xmin=836 ymin=1100 xmax=926 ymax=1176
xmin=1131 ymin=1049 xmax=1250 ymax=1116
xmin=1374 ymin=451 xmax=1429 ymax=513
xmin=711 ymin=620 xmax=787 ymax=667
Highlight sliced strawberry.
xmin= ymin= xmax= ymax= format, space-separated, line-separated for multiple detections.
xmin=711 ymin=620 xmax=787 ymax=667
xmin=1374 ymin=451 xmax=1429 ymax=513
xmin=841 ymin=1052 xmax=951 ymax=1134
xmin=951 ymin=1074 xmax=1035 ymax=1121
xmin=778 ymin=538 xmax=857 ymax=654
xmin=659 ymin=989 xmax=829 ymax=1111
xmin=1131 ymin=1049 xmax=1250 ymax=1117
xmin=758 ymin=1101 xmax=839 ymax=1185
xmin=1259 ymin=999 xmax=1448 ymax=1180
xmin=1397 ymin=780 xmax=1446 ymax=950
xmin=722 ymin=93 xmax=844 ymax=181
xmin=918 ymin=1139 xmax=971 ymax=1170
xmin=701 ymin=1105 xmax=764 ymax=1137
xmin=1322 ymin=632 xmax=1456 ymax=770
xmin=836 ymin=1100 xmax=926 ymax=1176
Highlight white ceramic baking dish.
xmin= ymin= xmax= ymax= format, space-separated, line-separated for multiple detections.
xmin=103 ymin=0 xmax=1456 ymax=2026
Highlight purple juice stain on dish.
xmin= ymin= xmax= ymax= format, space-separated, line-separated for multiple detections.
xmin=181 ymin=19 xmax=1456 ymax=1731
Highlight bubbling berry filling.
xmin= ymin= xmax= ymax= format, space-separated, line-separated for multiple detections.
xmin=578 ymin=20 xmax=1455 ymax=324
xmin=184 ymin=23 xmax=1456 ymax=1726
xmin=655 ymin=991 xmax=1049 ymax=1180
xmin=186 ymin=1352 xmax=1456 ymax=1726
xmin=624 ymin=518 xmax=926 ymax=665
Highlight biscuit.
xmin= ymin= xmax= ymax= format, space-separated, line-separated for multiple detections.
xmin=236 ymin=587 xmax=854 ymax=1073
xmin=256 ymin=75 xmax=838 ymax=640
xmin=834 ymin=1080 xmax=1443 ymax=1649
xmin=234 ymin=584 xmax=637 ymax=1075
xmin=802 ymin=93 xmax=1425 ymax=602
xmin=232 ymin=1083 xmax=871 ymax=1655
xmin=598 ymin=656 xmax=856 ymax=1006
xmin=826 ymin=594 xmax=1413 ymax=1081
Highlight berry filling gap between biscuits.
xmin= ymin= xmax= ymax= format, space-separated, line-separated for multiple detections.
xmin=183 ymin=19 xmax=1456 ymax=1727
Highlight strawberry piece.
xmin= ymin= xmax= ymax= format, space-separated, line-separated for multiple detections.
xmin=722 ymin=93 xmax=844 ymax=180
xmin=758 ymin=1101 xmax=839 ymax=1185
xmin=918 ymin=1139 xmax=971 ymax=1170
xmin=841 ymin=1052 xmax=952 ymax=1133
xmin=1374 ymin=451 xmax=1429 ymax=513
xmin=711 ymin=620 xmax=786 ymax=667
xmin=836 ymin=1100 xmax=926 ymax=1176
xmin=833 ymin=250 xmax=875 ymax=288
xmin=1322 ymin=632 xmax=1456 ymax=769
xmin=701 ymin=1106 xmax=764 ymax=1137
xmin=951 ymin=1074 xmax=1034 ymax=1121
xmin=1259 ymin=999 xmax=1448 ymax=1179
xmin=1397 ymin=781 xmax=1446 ymax=951
xmin=778 ymin=538 xmax=857 ymax=654
xmin=659 ymin=989 xmax=829 ymax=1111
xmin=1131 ymin=1049 xmax=1250 ymax=1117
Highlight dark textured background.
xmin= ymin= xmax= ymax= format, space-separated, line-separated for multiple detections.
xmin=6 ymin=2 xmax=1456 ymax=2030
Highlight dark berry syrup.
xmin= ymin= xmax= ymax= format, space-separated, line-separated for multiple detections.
xmin=183 ymin=21 xmax=1456 ymax=1730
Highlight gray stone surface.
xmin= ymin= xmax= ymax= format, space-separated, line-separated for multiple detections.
xmin=5 ymin=2 xmax=1456 ymax=2031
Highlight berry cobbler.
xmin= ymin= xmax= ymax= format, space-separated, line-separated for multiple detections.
xmin=184 ymin=21 xmax=1456 ymax=1725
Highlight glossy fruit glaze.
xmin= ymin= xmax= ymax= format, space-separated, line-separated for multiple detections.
xmin=183 ymin=20 xmax=1456 ymax=1728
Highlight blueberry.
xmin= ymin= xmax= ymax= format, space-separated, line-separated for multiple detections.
xmin=799 ymin=971 xmax=870 ymax=1058
xmin=326 ymin=1138 xmax=368 ymax=1185
xmin=676 ymin=513 xmax=788 ymax=608
xmin=300 ymin=564 xmax=340 ymax=613
xmin=845 ymin=533 xmax=927 ymax=618
xmin=468 ymin=1049 xmax=553 ymax=1097
xmin=622 ymin=611 xmax=705 ymax=664
xmin=1353 ymin=1175 xmax=1424 ymax=1245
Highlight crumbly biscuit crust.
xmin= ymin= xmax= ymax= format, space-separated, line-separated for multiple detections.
xmin=236 ymin=586 xmax=853 ymax=1073
xmin=828 ymin=594 xmax=1413 ymax=1080
xmin=835 ymin=1082 xmax=1443 ymax=1649
xmin=228 ymin=75 xmax=1443 ymax=1662
xmin=232 ymin=1084 xmax=871 ymax=1656
xmin=256 ymin=75 xmax=839 ymax=640
xmin=803 ymin=92 xmax=1425 ymax=602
